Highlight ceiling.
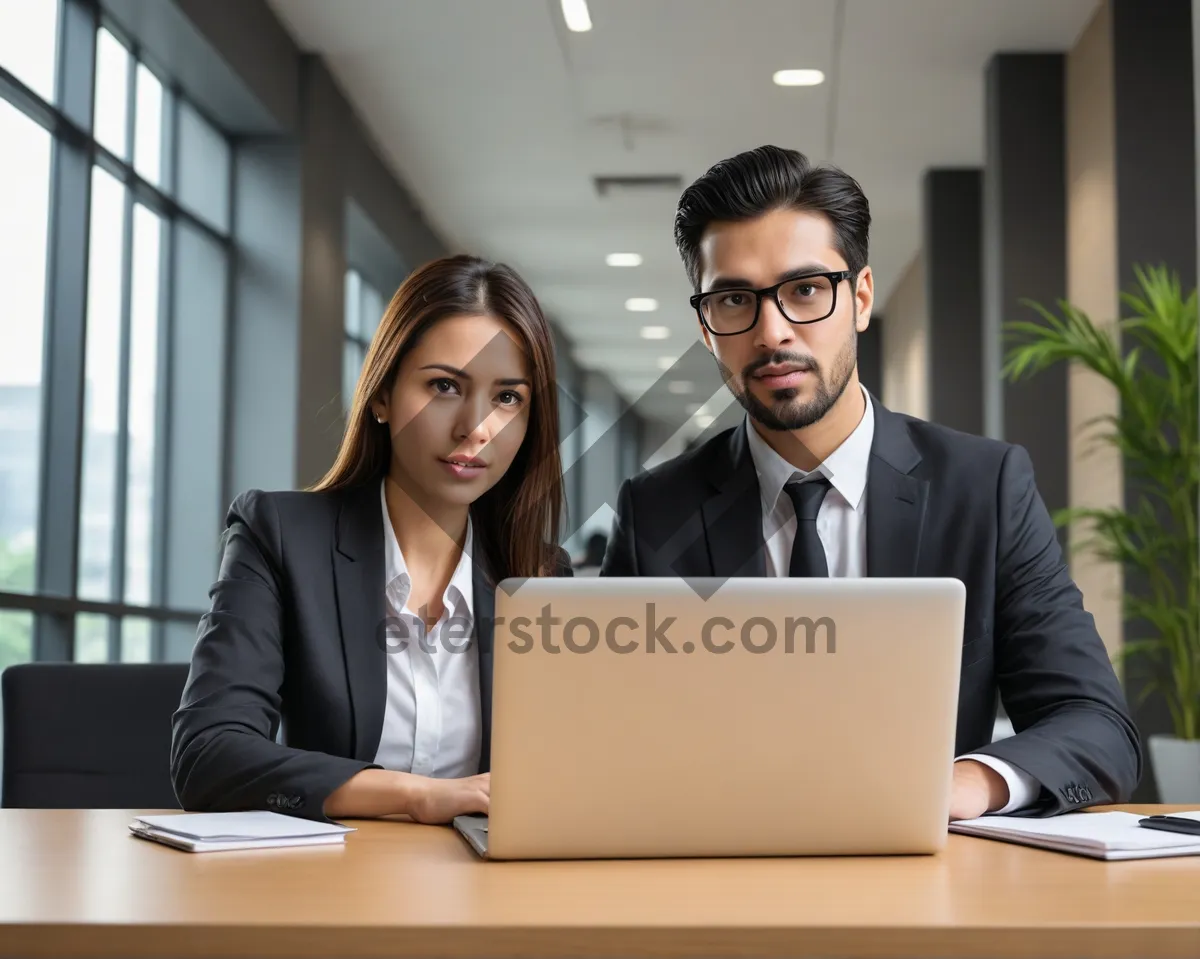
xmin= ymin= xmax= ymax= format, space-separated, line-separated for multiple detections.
xmin=267 ymin=0 xmax=1099 ymax=430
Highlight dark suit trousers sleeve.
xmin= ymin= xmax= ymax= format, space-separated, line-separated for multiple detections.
xmin=971 ymin=446 xmax=1143 ymax=813
xmin=170 ymin=491 xmax=379 ymax=822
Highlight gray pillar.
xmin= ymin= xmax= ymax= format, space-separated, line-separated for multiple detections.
xmin=295 ymin=56 xmax=349 ymax=489
xmin=1115 ymin=0 xmax=1197 ymax=294
xmin=924 ymin=169 xmax=983 ymax=436
xmin=1112 ymin=0 xmax=1197 ymax=799
xmin=983 ymin=54 xmax=1069 ymax=521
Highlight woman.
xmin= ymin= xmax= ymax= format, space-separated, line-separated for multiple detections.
xmin=170 ymin=255 xmax=570 ymax=824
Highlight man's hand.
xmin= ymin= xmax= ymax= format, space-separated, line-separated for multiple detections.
xmin=949 ymin=760 xmax=1009 ymax=821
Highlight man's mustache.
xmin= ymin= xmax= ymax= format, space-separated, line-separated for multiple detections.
xmin=741 ymin=351 xmax=820 ymax=378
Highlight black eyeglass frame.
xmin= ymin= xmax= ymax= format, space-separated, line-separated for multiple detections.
xmin=688 ymin=269 xmax=856 ymax=336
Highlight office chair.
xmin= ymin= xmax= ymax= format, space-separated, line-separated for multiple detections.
xmin=1 ymin=662 xmax=190 ymax=809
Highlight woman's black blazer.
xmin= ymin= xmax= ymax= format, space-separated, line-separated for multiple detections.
xmin=169 ymin=481 xmax=572 ymax=821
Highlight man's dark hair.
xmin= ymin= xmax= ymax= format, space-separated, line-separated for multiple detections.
xmin=673 ymin=145 xmax=871 ymax=292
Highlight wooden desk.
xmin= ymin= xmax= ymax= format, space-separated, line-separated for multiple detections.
xmin=0 ymin=806 xmax=1198 ymax=959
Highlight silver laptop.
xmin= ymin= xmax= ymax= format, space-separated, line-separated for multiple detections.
xmin=454 ymin=576 xmax=965 ymax=860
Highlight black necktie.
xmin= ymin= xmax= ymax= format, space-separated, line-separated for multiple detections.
xmin=784 ymin=477 xmax=831 ymax=577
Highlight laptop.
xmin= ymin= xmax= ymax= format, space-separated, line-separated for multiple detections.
xmin=453 ymin=576 xmax=966 ymax=860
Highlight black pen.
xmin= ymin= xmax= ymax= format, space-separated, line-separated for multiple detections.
xmin=1137 ymin=815 xmax=1200 ymax=837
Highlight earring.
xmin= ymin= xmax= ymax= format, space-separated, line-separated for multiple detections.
xmin=375 ymin=414 xmax=384 ymax=424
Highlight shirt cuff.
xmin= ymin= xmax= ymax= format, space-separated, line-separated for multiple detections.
xmin=956 ymin=753 xmax=1040 ymax=814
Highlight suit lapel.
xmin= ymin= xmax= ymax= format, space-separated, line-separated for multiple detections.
xmin=472 ymin=561 xmax=495 ymax=773
xmin=332 ymin=482 xmax=387 ymax=763
xmin=864 ymin=394 xmax=929 ymax=577
xmin=702 ymin=421 xmax=767 ymax=578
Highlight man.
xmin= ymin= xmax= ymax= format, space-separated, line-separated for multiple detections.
xmin=600 ymin=145 xmax=1141 ymax=820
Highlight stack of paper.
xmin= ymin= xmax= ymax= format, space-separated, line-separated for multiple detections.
xmin=949 ymin=810 xmax=1200 ymax=860
xmin=128 ymin=811 xmax=355 ymax=853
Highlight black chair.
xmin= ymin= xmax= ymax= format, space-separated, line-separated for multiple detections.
xmin=1 ymin=662 xmax=190 ymax=808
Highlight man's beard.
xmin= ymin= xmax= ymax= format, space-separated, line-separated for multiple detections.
xmin=724 ymin=329 xmax=857 ymax=431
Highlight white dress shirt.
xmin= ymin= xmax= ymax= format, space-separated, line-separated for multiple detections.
xmin=373 ymin=480 xmax=482 ymax=778
xmin=743 ymin=384 xmax=1038 ymax=814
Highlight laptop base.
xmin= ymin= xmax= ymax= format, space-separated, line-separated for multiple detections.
xmin=453 ymin=814 xmax=489 ymax=858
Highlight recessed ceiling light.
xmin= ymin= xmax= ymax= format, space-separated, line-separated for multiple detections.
xmin=668 ymin=380 xmax=693 ymax=394
xmin=625 ymin=297 xmax=658 ymax=312
xmin=773 ymin=69 xmax=825 ymax=87
xmin=561 ymin=0 xmax=592 ymax=32
xmin=695 ymin=414 xmax=715 ymax=429
xmin=656 ymin=356 xmax=676 ymax=371
xmin=606 ymin=252 xmax=642 ymax=267
xmin=640 ymin=325 xmax=670 ymax=340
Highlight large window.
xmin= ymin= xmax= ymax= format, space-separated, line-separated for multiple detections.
xmin=343 ymin=268 xmax=385 ymax=412
xmin=0 ymin=2 xmax=233 ymax=666
xmin=0 ymin=98 xmax=51 ymax=597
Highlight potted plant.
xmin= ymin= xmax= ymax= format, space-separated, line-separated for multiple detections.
xmin=1002 ymin=264 xmax=1200 ymax=802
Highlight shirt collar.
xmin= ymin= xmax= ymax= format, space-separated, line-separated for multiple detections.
xmin=380 ymin=479 xmax=475 ymax=624
xmin=744 ymin=383 xmax=875 ymax=512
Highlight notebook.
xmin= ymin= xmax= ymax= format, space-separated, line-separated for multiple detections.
xmin=128 ymin=811 xmax=355 ymax=853
xmin=949 ymin=810 xmax=1200 ymax=860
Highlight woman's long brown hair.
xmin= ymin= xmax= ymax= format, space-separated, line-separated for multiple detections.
xmin=310 ymin=255 xmax=565 ymax=581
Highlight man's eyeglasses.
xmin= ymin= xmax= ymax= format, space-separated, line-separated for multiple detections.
xmin=689 ymin=270 xmax=855 ymax=336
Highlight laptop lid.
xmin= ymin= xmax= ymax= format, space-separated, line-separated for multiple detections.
xmin=483 ymin=576 xmax=965 ymax=860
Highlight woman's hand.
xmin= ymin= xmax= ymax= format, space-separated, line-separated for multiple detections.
xmin=323 ymin=769 xmax=489 ymax=821
xmin=406 ymin=773 xmax=490 ymax=823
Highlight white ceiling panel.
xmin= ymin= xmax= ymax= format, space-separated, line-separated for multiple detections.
xmin=268 ymin=0 xmax=1099 ymax=425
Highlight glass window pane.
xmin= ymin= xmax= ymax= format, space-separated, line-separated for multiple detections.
xmin=361 ymin=279 xmax=384 ymax=340
xmin=133 ymin=63 xmax=164 ymax=187
xmin=343 ymin=339 xmax=360 ymax=413
xmin=0 ymin=609 xmax=33 ymax=674
xmin=78 ymin=166 xmax=126 ymax=601
xmin=0 ymin=0 xmax=60 ymax=103
xmin=75 ymin=613 xmax=109 ymax=662
xmin=0 ymin=101 xmax=52 ymax=594
xmin=120 ymin=616 xmax=151 ymax=662
xmin=93 ymin=27 xmax=129 ymax=159
xmin=164 ymin=621 xmax=196 ymax=662
xmin=344 ymin=269 xmax=361 ymax=336
xmin=125 ymin=205 xmax=161 ymax=607
xmin=177 ymin=101 xmax=229 ymax=234
xmin=166 ymin=221 xmax=227 ymax=611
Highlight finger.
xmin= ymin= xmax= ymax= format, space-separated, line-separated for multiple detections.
xmin=460 ymin=790 xmax=487 ymax=815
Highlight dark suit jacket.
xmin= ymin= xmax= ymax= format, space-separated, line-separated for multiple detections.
xmin=170 ymin=480 xmax=571 ymax=821
xmin=600 ymin=392 xmax=1142 ymax=815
